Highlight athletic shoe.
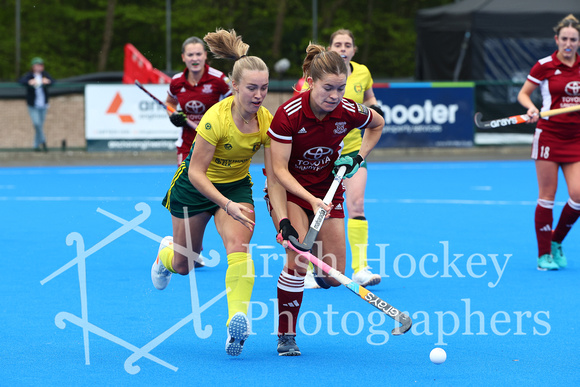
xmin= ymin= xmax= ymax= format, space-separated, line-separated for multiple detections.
xmin=551 ymin=241 xmax=567 ymax=268
xmin=151 ymin=236 xmax=173 ymax=290
xmin=352 ymin=267 xmax=381 ymax=287
xmin=194 ymin=255 xmax=205 ymax=268
xmin=225 ymin=312 xmax=250 ymax=356
xmin=537 ymin=254 xmax=559 ymax=271
xmin=312 ymin=270 xmax=330 ymax=289
xmin=303 ymin=269 xmax=320 ymax=289
xmin=277 ymin=334 xmax=301 ymax=356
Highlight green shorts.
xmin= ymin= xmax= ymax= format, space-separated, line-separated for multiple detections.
xmin=343 ymin=150 xmax=368 ymax=169
xmin=162 ymin=171 xmax=254 ymax=219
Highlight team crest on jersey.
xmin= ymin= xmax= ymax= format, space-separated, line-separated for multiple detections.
xmin=334 ymin=121 xmax=347 ymax=135
xmin=202 ymin=84 xmax=213 ymax=94
xmin=354 ymin=83 xmax=363 ymax=93
xmin=205 ymin=123 xmax=212 ymax=130
xmin=564 ymin=81 xmax=580 ymax=96
xmin=224 ymin=143 xmax=233 ymax=150
xmin=356 ymin=103 xmax=369 ymax=115
xmin=252 ymin=143 xmax=261 ymax=152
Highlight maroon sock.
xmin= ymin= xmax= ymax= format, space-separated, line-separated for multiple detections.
xmin=535 ymin=203 xmax=553 ymax=257
xmin=553 ymin=202 xmax=580 ymax=243
xmin=277 ymin=270 xmax=304 ymax=336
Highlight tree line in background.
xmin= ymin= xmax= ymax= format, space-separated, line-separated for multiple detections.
xmin=0 ymin=0 xmax=453 ymax=82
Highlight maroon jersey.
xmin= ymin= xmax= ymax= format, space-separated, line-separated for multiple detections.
xmin=527 ymin=51 xmax=580 ymax=135
xmin=168 ymin=64 xmax=231 ymax=151
xmin=268 ymin=90 xmax=373 ymax=198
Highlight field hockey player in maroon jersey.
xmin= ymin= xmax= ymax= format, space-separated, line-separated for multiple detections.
xmin=517 ymin=14 xmax=580 ymax=270
xmin=266 ymin=43 xmax=384 ymax=355
xmin=166 ymin=36 xmax=231 ymax=165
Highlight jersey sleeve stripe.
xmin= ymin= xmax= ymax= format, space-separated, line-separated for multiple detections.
xmin=286 ymin=105 xmax=302 ymax=116
xmin=527 ymin=74 xmax=541 ymax=84
xmin=538 ymin=55 xmax=552 ymax=65
xmin=207 ymin=67 xmax=225 ymax=77
xmin=284 ymin=99 xmax=302 ymax=116
xmin=358 ymin=110 xmax=372 ymax=128
xmin=268 ymin=128 xmax=292 ymax=142
xmin=341 ymin=99 xmax=356 ymax=113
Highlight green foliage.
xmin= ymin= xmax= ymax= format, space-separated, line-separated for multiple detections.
xmin=1 ymin=0 xmax=454 ymax=81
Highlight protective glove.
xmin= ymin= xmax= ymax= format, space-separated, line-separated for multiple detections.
xmin=333 ymin=154 xmax=363 ymax=178
xmin=169 ymin=112 xmax=188 ymax=127
xmin=369 ymin=104 xmax=384 ymax=117
xmin=277 ymin=218 xmax=298 ymax=245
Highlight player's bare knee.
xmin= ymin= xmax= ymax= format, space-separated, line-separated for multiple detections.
xmin=349 ymin=198 xmax=365 ymax=216
xmin=568 ymin=194 xmax=580 ymax=204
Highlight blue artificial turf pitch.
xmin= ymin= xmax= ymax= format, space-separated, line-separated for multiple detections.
xmin=1 ymin=159 xmax=578 ymax=385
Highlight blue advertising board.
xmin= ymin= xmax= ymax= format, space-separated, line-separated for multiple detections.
xmin=373 ymin=82 xmax=474 ymax=147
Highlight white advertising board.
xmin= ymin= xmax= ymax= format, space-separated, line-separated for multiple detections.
xmin=85 ymin=84 xmax=180 ymax=151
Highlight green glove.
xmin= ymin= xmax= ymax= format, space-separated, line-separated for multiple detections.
xmin=333 ymin=154 xmax=363 ymax=178
xmin=169 ymin=112 xmax=187 ymax=127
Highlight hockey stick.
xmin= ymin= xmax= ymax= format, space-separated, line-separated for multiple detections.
xmin=288 ymin=165 xmax=347 ymax=252
xmin=288 ymin=243 xmax=412 ymax=335
xmin=134 ymin=80 xmax=195 ymax=128
xmin=135 ymin=80 xmax=176 ymax=113
xmin=474 ymin=104 xmax=580 ymax=129
xmin=287 ymin=164 xmax=412 ymax=335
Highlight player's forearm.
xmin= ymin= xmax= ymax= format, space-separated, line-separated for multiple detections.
xmin=517 ymin=81 xmax=538 ymax=111
xmin=273 ymin=165 xmax=316 ymax=208
xmin=188 ymin=168 xmax=229 ymax=209
xmin=358 ymin=121 xmax=383 ymax=159
xmin=264 ymin=149 xmax=288 ymax=220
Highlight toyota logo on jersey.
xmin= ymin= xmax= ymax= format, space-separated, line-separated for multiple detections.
xmin=303 ymin=146 xmax=333 ymax=160
xmin=565 ymin=81 xmax=580 ymax=96
xmin=296 ymin=147 xmax=334 ymax=172
xmin=185 ymin=100 xmax=206 ymax=114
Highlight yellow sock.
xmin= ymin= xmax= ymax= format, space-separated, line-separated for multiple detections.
xmin=225 ymin=252 xmax=255 ymax=325
xmin=348 ymin=218 xmax=368 ymax=273
xmin=160 ymin=245 xmax=177 ymax=273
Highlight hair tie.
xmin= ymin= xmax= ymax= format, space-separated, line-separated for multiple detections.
xmin=236 ymin=55 xmax=247 ymax=61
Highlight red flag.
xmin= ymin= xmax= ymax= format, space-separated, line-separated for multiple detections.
xmin=123 ymin=43 xmax=171 ymax=84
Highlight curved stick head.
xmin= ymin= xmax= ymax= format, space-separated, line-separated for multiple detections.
xmin=474 ymin=112 xmax=485 ymax=127
xmin=289 ymin=235 xmax=310 ymax=252
xmin=391 ymin=313 xmax=413 ymax=335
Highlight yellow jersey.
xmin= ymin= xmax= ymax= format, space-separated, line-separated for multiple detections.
xmin=343 ymin=61 xmax=373 ymax=154
xmin=195 ymin=96 xmax=272 ymax=183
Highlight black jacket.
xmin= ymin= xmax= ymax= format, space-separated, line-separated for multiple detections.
xmin=18 ymin=71 xmax=55 ymax=107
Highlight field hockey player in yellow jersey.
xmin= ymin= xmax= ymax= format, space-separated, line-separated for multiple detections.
xmin=303 ymin=29 xmax=384 ymax=288
xmin=151 ymin=29 xmax=285 ymax=357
